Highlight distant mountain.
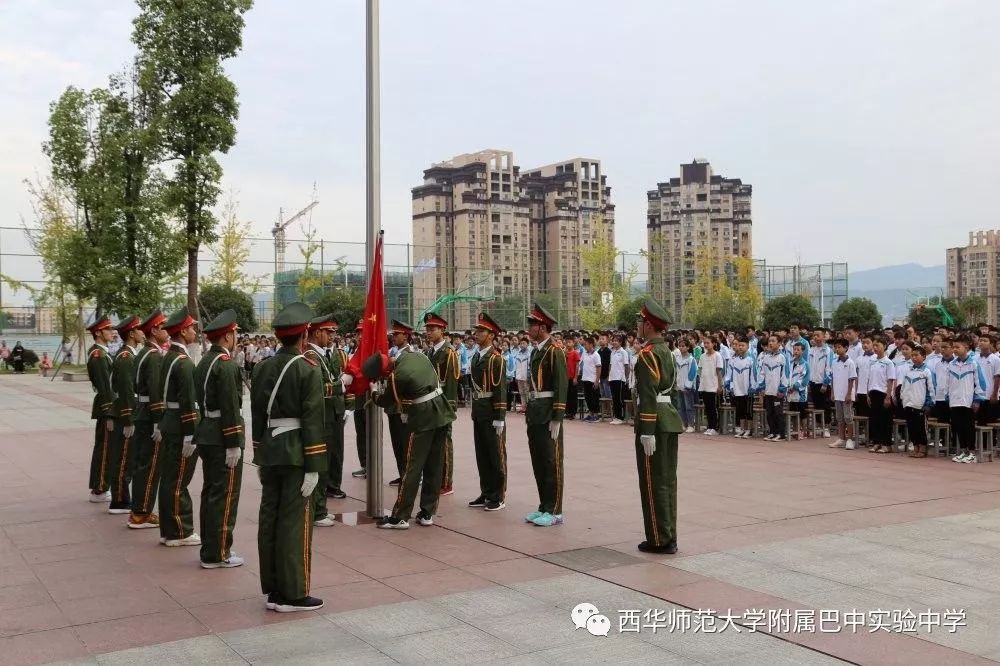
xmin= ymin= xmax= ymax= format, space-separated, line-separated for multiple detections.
xmin=848 ymin=264 xmax=945 ymax=325
xmin=848 ymin=264 xmax=944 ymax=291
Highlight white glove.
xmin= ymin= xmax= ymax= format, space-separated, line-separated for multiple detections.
xmin=105 ymin=418 xmax=115 ymax=432
xmin=549 ymin=420 xmax=561 ymax=441
xmin=340 ymin=373 xmax=353 ymax=388
xmin=152 ymin=424 xmax=162 ymax=443
xmin=225 ymin=447 xmax=242 ymax=468
xmin=123 ymin=424 xmax=135 ymax=439
xmin=492 ymin=420 xmax=505 ymax=437
xmin=181 ymin=435 xmax=196 ymax=458
xmin=640 ymin=435 xmax=656 ymax=457
xmin=300 ymin=471 xmax=319 ymax=497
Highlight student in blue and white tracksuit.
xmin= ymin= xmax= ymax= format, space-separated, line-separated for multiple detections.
xmin=807 ymin=332 xmax=834 ymax=438
xmin=931 ymin=339 xmax=954 ymax=447
xmin=787 ymin=342 xmax=810 ymax=439
xmin=757 ymin=335 xmax=790 ymax=440
xmin=901 ymin=345 xmax=934 ymax=458
xmin=674 ymin=337 xmax=699 ymax=433
xmin=784 ymin=324 xmax=810 ymax=358
xmin=725 ymin=337 xmax=756 ymax=439
xmin=948 ymin=336 xmax=989 ymax=463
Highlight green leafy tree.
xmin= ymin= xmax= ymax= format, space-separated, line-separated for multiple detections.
xmin=133 ymin=0 xmax=254 ymax=318
xmin=762 ymin=294 xmax=820 ymax=330
xmin=614 ymin=294 xmax=648 ymax=330
xmin=683 ymin=252 xmax=761 ymax=330
xmin=296 ymin=223 xmax=323 ymax=304
xmin=908 ymin=296 xmax=965 ymax=332
xmin=831 ymin=297 xmax=882 ymax=331
xmin=313 ymin=287 xmax=365 ymax=332
xmin=198 ymin=284 xmax=257 ymax=332
xmin=959 ymin=294 xmax=988 ymax=325
xmin=490 ymin=294 xmax=526 ymax=331
xmin=205 ymin=194 xmax=264 ymax=294
xmin=578 ymin=239 xmax=636 ymax=330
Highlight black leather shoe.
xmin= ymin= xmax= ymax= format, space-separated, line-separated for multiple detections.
xmin=326 ymin=488 xmax=347 ymax=499
xmin=388 ymin=477 xmax=402 ymax=487
xmin=274 ymin=596 xmax=324 ymax=612
xmin=638 ymin=540 xmax=677 ymax=554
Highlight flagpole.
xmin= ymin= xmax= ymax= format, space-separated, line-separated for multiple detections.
xmin=365 ymin=0 xmax=383 ymax=518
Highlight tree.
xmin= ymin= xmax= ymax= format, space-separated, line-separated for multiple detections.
xmin=313 ymin=287 xmax=365 ymax=332
xmin=832 ymin=297 xmax=882 ymax=331
xmin=198 ymin=284 xmax=257 ymax=333
xmin=205 ymin=194 xmax=263 ymax=294
xmin=614 ymin=294 xmax=648 ymax=331
xmin=490 ymin=294 xmax=527 ymax=331
xmin=908 ymin=296 xmax=965 ymax=332
xmin=133 ymin=0 xmax=254 ymax=318
xmin=682 ymin=252 xmax=761 ymax=330
xmin=297 ymin=223 xmax=323 ymax=304
xmin=578 ymin=239 xmax=636 ymax=330
xmin=762 ymin=294 xmax=820 ymax=330
xmin=959 ymin=294 xmax=988 ymax=325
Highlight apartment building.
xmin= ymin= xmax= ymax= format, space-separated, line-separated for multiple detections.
xmin=947 ymin=230 xmax=1000 ymax=324
xmin=646 ymin=160 xmax=752 ymax=321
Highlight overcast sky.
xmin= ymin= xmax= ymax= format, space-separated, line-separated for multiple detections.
xmin=2 ymin=0 xmax=998 ymax=273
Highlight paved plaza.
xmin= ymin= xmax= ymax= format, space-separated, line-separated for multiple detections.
xmin=2 ymin=375 xmax=1000 ymax=664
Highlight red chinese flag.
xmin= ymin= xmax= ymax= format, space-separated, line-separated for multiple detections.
xmin=345 ymin=232 xmax=388 ymax=395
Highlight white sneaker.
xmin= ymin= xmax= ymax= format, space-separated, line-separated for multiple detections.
xmin=829 ymin=439 xmax=845 ymax=448
xmin=89 ymin=491 xmax=111 ymax=503
xmin=704 ymin=429 xmax=717 ymax=436
xmin=314 ymin=516 xmax=336 ymax=527
xmin=953 ymin=453 xmax=967 ymax=463
xmin=164 ymin=533 xmax=201 ymax=547
xmin=963 ymin=454 xmax=979 ymax=464
xmin=684 ymin=426 xmax=695 ymax=434
xmin=107 ymin=507 xmax=130 ymax=515
xmin=734 ymin=428 xmax=744 ymax=437
xmin=201 ymin=554 xmax=245 ymax=569
xmin=907 ymin=443 xmax=915 ymax=452
xmin=773 ymin=435 xmax=786 ymax=441
xmin=609 ymin=419 xmax=624 ymax=426
xmin=845 ymin=439 xmax=856 ymax=450
xmin=763 ymin=434 xmax=775 ymax=441
xmin=823 ymin=429 xmax=831 ymax=438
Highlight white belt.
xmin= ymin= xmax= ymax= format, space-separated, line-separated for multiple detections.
xmin=166 ymin=401 xmax=180 ymax=409
xmin=205 ymin=410 xmax=221 ymax=418
xmin=656 ymin=395 xmax=672 ymax=404
xmin=529 ymin=390 xmax=554 ymax=400
xmin=138 ymin=395 xmax=150 ymax=403
xmin=269 ymin=417 xmax=301 ymax=438
xmin=410 ymin=387 xmax=443 ymax=405
xmin=473 ymin=390 xmax=492 ymax=400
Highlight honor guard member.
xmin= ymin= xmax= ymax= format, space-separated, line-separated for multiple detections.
xmin=87 ymin=317 xmax=116 ymax=503
xmin=108 ymin=316 xmax=144 ymax=515
xmin=194 ymin=310 xmax=245 ymax=568
xmin=423 ymin=312 xmax=460 ymax=496
xmin=351 ymin=319 xmax=367 ymax=479
xmin=467 ymin=313 xmax=508 ymax=512
xmin=128 ymin=310 xmax=167 ymax=529
xmin=385 ymin=320 xmax=415 ymax=486
xmin=155 ymin=307 xmax=202 ymax=547
xmin=367 ymin=348 xmax=457 ymax=529
xmin=325 ymin=318 xmax=351 ymax=499
xmin=304 ymin=314 xmax=345 ymax=530
xmin=251 ymin=302 xmax=326 ymax=612
xmin=634 ymin=298 xmax=682 ymax=554
xmin=524 ymin=304 xmax=568 ymax=527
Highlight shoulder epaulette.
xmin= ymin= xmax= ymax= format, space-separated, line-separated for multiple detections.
xmin=304 ymin=356 xmax=319 ymax=367
xmin=119 ymin=351 xmax=131 ymax=359
xmin=90 ymin=349 xmax=102 ymax=358
xmin=220 ymin=353 xmax=231 ymax=361
xmin=177 ymin=354 xmax=188 ymax=360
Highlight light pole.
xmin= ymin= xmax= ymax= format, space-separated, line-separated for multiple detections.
xmin=365 ymin=0 xmax=383 ymax=518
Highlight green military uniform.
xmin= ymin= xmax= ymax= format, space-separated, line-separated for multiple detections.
xmin=194 ymin=310 xmax=245 ymax=566
xmin=524 ymin=304 xmax=568 ymax=526
xmin=634 ymin=298 xmax=683 ymax=554
xmin=155 ymin=308 xmax=201 ymax=542
xmin=424 ymin=312 xmax=460 ymax=492
xmin=130 ymin=310 xmax=166 ymax=524
xmin=385 ymin=320 xmax=415 ymax=482
xmin=305 ymin=313 xmax=346 ymax=522
xmin=469 ymin=313 xmax=507 ymax=506
xmin=108 ymin=317 xmax=141 ymax=512
xmin=252 ymin=303 xmax=326 ymax=606
xmin=327 ymin=344 xmax=349 ymax=492
xmin=86 ymin=318 xmax=115 ymax=496
xmin=351 ymin=323 xmax=366 ymax=476
xmin=368 ymin=350 xmax=456 ymax=525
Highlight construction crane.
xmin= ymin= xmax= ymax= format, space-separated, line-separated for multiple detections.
xmin=271 ymin=196 xmax=319 ymax=275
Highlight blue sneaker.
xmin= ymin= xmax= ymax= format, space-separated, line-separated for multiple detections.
xmin=524 ymin=511 xmax=542 ymax=523
xmin=531 ymin=513 xmax=563 ymax=527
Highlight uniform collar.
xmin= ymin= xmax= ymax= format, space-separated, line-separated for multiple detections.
xmin=126 ymin=344 xmax=139 ymax=355
xmin=478 ymin=345 xmax=492 ymax=356
xmin=211 ymin=344 xmax=228 ymax=355
xmin=170 ymin=341 xmax=187 ymax=353
xmin=308 ymin=342 xmax=326 ymax=356
xmin=94 ymin=342 xmax=109 ymax=354
xmin=433 ymin=339 xmax=446 ymax=353
xmin=535 ymin=336 xmax=551 ymax=351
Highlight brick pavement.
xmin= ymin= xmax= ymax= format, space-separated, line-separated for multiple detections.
xmin=2 ymin=375 xmax=1000 ymax=664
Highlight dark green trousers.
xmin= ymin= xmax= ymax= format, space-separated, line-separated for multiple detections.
xmin=354 ymin=408 xmax=366 ymax=469
xmin=526 ymin=422 xmax=564 ymax=515
xmin=441 ymin=425 xmax=454 ymax=490
xmin=130 ymin=420 xmax=162 ymax=516
xmin=158 ymin=435 xmax=199 ymax=540
xmin=390 ymin=426 xmax=446 ymax=520
xmin=387 ymin=413 xmax=408 ymax=479
xmin=198 ymin=446 xmax=243 ymax=564
xmin=473 ymin=418 xmax=506 ymax=503
xmin=328 ymin=415 xmax=345 ymax=491
xmin=88 ymin=419 xmax=112 ymax=493
xmin=259 ymin=466 xmax=314 ymax=601
xmin=634 ymin=432 xmax=678 ymax=547
xmin=107 ymin=419 xmax=136 ymax=510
